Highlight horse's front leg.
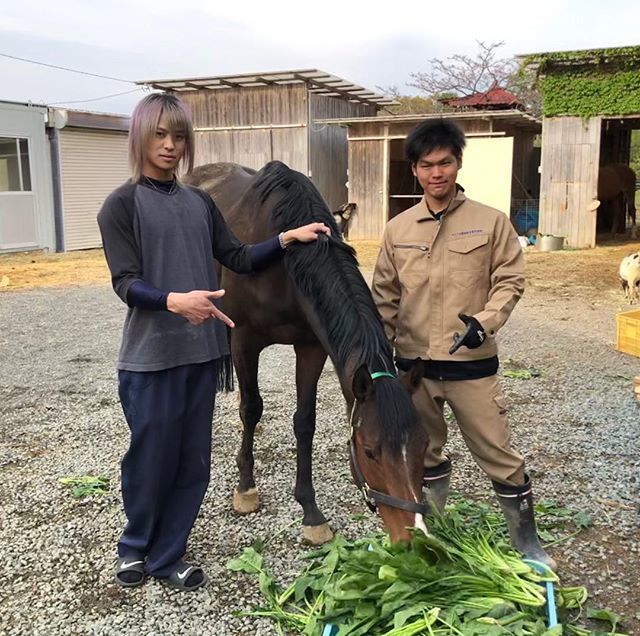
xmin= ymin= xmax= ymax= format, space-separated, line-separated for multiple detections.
xmin=231 ymin=331 xmax=265 ymax=515
xmin=293 ymin=342 xmax=333 ymax=545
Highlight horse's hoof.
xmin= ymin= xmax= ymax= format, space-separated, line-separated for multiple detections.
xmin=233 ymin=487 xmax=260 ymax=514
xmin=302 ymin=523 xmax=334 ymax=545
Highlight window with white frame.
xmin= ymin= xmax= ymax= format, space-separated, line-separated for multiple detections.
xmin=0 ymin=137 xmax=32 ymax=192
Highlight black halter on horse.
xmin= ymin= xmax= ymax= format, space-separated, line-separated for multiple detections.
xmin=349 ymin=371 xmax=430 ymax=517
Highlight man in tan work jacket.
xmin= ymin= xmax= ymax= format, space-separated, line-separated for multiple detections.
xmin=372 ymin=119 xmax=555 ymax=570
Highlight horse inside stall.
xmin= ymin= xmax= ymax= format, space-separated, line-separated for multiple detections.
xmin=184 ymin=161 xmax=429 ymax=544
xmin=597 ymin=163 xmax=637 ymax=237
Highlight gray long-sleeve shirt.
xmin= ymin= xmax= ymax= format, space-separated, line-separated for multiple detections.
xmin=97 ymin=180 xmax=252 ymax=372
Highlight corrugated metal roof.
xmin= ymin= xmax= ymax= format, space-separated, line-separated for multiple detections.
xmin=136 ymin=69 xmax=396 ymax=108
xmin=313 ymin=109 xmax=541 ymax=128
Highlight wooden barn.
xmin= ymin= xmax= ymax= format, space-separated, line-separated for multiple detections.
xmin=520 ymin=46 xmax=640 ymax=248
xmin=313 ymin=110 xmax=541 ymax=240
xmin=136 ymin=70 xmax=394 ymax=210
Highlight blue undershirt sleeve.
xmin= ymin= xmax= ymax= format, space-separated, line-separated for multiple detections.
xmin=126 ymin=280 xmax=169 ymax=311
xmin=248 ymin=236 xmax=285 ymax=271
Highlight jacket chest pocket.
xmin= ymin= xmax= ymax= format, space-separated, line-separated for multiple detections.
xmin=394 ymin=243 xmax=430 ymax=289
xmin=446 ymin=234 xmax=490 ymax=271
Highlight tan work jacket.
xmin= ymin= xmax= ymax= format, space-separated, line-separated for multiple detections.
xmin=372 ymin=191 xmax=524 ymax=361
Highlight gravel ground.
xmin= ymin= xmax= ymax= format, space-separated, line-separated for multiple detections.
xmin=1 ymin=278 xmax=639 ymax=635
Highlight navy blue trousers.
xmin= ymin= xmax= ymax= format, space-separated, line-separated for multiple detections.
xmin=117 ymin=361 xmax=217 ymax=577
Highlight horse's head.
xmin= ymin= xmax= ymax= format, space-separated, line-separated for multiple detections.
xmin=332 ymin=203 xmax=357 ymax=238
xmin=349 ymin=362 xmax=429 ymax=542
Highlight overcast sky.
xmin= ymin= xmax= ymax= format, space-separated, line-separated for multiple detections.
xmin=1 ymin=0 xmax=638 ymax=115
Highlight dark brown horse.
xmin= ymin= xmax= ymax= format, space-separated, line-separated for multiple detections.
xmin=185 ymin=161 xmax=429 ymax=543
xmin=597 ymin=163 xmax=637 ymax=237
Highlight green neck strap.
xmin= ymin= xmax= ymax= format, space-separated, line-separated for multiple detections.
xmin=370 ymin=371 xmax=396 ymax=380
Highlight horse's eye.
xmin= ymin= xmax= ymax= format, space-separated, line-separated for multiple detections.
xmin=363 ymin=447 xmax=377 ymax=461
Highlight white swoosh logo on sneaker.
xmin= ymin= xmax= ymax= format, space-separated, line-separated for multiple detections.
xmin=120 ymin=560 xmax=143 ymax=569
xmin=176 ymin=566 xmax=193 ymax=580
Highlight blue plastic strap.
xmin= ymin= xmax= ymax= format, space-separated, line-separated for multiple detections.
xmin=523 ymin=559 xmax=558 ymax=628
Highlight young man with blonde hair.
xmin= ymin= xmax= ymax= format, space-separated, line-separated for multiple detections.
xmin=372 ymin=118 xmax=555 ymax=570
xmin=98 ymin=93 xmax=329 ymax=590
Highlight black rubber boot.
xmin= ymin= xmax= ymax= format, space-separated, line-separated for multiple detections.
xmin=423 ymin=458 xmax=451 ymax=514
xmin=493 ymin=474 xmax=557 ymax=571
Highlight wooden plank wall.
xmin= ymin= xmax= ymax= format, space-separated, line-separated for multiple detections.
xmin=309 ymin=95 xmax=376 ymax=210
xmin=192 ymin=128 xmax=308 ymax=173
xmin=179 ymin=85 xmax=309 ymax=174
xmin=539 ymin=116 xmax=601 ymax=248
xmin=180 ymin=84 xmax=308 ymax=127
xmin=348 ymin=137 xmax=385 ymax=239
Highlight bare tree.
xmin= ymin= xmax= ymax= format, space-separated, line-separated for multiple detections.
xmin=409 ymin=41 xmax=518 ymax=97
xmin=506 ymin=68 xmax=542 ymax=117
xmin=375 ymin=85 xmax=447 ymax=115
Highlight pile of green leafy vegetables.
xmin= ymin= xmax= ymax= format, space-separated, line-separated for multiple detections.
xmin=227 ymin=498 xmax=625 ymax=635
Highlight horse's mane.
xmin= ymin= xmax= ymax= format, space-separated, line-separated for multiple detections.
xmin=253 ymin=161 xmax=415 ymax=451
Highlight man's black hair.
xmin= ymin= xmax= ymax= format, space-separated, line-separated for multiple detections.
xmin=405 ymin=119 xmax=466 ymax=164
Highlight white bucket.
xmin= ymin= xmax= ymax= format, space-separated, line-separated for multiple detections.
xmin=538 ymin=235 xmax=564 ymax=252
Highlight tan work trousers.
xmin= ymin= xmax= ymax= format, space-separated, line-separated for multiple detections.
xmin=414 ymin=374 xmax=525 ymax=486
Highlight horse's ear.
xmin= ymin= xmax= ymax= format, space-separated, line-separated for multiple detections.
xmin=352 ymin=364 xmax=373 ymax=401
xmin=400 ymin=358 xmax=424 ymax=394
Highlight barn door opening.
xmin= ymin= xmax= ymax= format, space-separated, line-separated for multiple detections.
xmin=386 ymin=136 xmax=514 ymax=221
xmin=597 ymin=118 xmax=640 ymax=237
xmin=388 ymin=139 xmax=420 ymax=220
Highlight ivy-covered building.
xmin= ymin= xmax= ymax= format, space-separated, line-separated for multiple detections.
xmin=520 ymin=46 xmax=640 ymax=248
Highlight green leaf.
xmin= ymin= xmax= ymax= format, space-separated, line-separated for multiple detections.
xmin=503 ymin=369 xmax=539 ymax=380
xmin=226 ymin=547 xmax=263 ymax=574
xmin=59 ymin=475 xmax=110 ymax=498
xmin=573 ymin=511 xmax=593 ymax=530
xmin=259 ymin=571 xmax=277 ymax=602
xmin=586 ymin=608 xmax=622 ymax=629
xmin=378 ymin=565 xmax=398 ymax=581
xmin=392 ymin=604 xmax=429 ymax=629
xmin=458 ymin=620 xmax=508 ymax=635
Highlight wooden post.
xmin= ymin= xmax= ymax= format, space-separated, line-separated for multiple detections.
xmin=381 ymin=124 xmax=390 ymax=233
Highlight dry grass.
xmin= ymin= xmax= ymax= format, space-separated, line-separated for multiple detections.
xmin=349 ymin=239 xmax=382 ymax=270
xmin=1 ymin=239 xmax=639 ymax=300
xmin=524 ymin=239 xmax=640 ymax=299
xmin=0 ymin=241 xmax=384 ymax=292
xmin=0 ymin=249 xmax=110 ymax=291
